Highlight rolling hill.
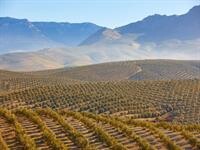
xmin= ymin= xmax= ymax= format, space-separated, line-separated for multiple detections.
xmin=1 ymin=79 xmax=200 ymax=123
xmin=1 ymin=4 xmax=200 ymax=150
xmin=31 ymin=60 xmax=200 ymax=81
xmin=0 ymin=45 xmax=199 ymax=72
xmin=0 ymin=60 xmax=200 ymax=149
xmin=0 ymin=6 xmax=200 ymax=149
xmin=0 ymin=60 xmax=199 ymax=124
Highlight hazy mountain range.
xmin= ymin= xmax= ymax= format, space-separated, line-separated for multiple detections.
xmin=0 ymin=18 xmax=101 ymax=53
xmin=0 ymin=5 xmax=199 ymax=71
xmin=81 ymin=5 xmax=200 ymax=45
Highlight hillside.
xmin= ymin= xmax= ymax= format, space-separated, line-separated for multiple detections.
xmin=1 ymin=3 xmax=200 ymax=150
xmin=82 ymin=5 xmax=200 ymax=46
xmin=33 ymin=22 xmax=101 ymax=46
xmin=0 ymin=60 xmax=199 ymax=92
xmin=31 ymin=60 xmax=200 ymax=81
xmin=0 ymin=76 xmax=200 ymax=123
xmin=0 ymin=60 xmax=200 ymax=149
xmin=0 ymin=108 xmax=200 ymax=150
xmin=0 ymin=60 xmax=199 ymax=94
xmin=0 ymin=17 xmax=102 ymax=53
xmin=0 ymin=48 xmax=94 ymax=71
xmin=2 ymin=5 xmax=199 ymax=53
xmin=116 ymin=5 xmax=200 ymax=43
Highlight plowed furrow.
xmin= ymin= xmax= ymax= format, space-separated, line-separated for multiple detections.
xmin=16 ymin=114 xmax=52 ymax=150
xmin=132 ymin=126 xmax=167 ymax=150
xmin=97 ymin=121 xmax=139 ymax=149
xmin=0 ymin=117 xmax=23 ymax=150
xmin=40 ymin=115 xmax=79 ymax=150
xmin=66 ymin=116 xmax=109 ymax=150
xmin=161 ymin=129 xmax=194 ymax=150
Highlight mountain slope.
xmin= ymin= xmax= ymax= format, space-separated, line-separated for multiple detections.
xmin=33 ymin=22 xmax=102 ymax=46
xmin=0 ymin=17 xmax=60 ymax=53
xmin=80 ymin=27 xmax=123 ymax=46
xmin=0 ymin=5 xmax=200 ymax=70
xmin=0 ymin=40 xmax=200 ymax=71
xmin=0 ymin=48 xmax=94 ymax=71
xmin=0 ymin=52 xmax=64 ymax=71
xmin=0 ymin=17 xmax=102 ymax=53
xmin=116 ymin=5 xmax=200 ymax=43
xmin=82 ymin=5 xmax=200 ymax=46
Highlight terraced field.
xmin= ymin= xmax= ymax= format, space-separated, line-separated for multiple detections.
xmin=0 ymin=108 xmax=199 ymax=150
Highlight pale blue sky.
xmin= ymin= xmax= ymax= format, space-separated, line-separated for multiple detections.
xmin=0 ymin=0 xmax=199 ymax=28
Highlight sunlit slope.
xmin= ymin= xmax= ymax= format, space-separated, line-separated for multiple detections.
xmin=1 ymin=60 xmax=199 ymax=82
xmin=0 ymin=69 xmax=83 ymax=93
xmin=0 ymin=108 xmax=199 ymax=150
xmin=0 ymin=60 xmax=199 ymax=124
xmin=129 ymin=60 xmax=200 ymax=80
xmin=29 ymin=60 xmax=200 ymax=81
xmin=0 ymin=79 xmax=199 ymax=123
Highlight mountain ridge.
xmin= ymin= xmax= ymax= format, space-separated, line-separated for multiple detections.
xmin=81 ymin=5 xmax=200 ymax=45
xmin=0 ymin=17 xmax=102 ymax=53
xmin=1 ymin=5 xmax=200 ymax=52
xmin=0 ymin=5 xmax=199 ymax=71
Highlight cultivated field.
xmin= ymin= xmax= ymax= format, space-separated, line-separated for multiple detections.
xmin=0 ymin=79 xmax=200 ymax=124
xmin=30 ymin=60 xmax=200 ymax=81
xmin=0 ymin=60 xmax=200 ymax=149
xmin=0 ymin=108 xmax=200 ymax=150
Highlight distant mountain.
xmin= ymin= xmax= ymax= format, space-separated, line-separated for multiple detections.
xmin=0 ymin=17 xmax=58 ymax=53
xmin=82 ymin=5 xmax=200 ymax=45
xmin=1 ymin=41 xmax=199 ymax=71
xmin=0 ymin=48 xmax=93 ymax=71
xmin=80 ymin=28 xmax=122 ymax=45
xmin=80 ymin=27 xmax=139 ymax=46
xmin=0 ymin=17 xmax=102 ymax=53
xmin=1 ymin=5 xmax=199 ymax=52
xmin=0 ymin=5 xmax=200 ymax=71
xmin=117 ymin=5 xmax=200 ymax=43
xmin=33 ymin=22 xmax=102 ymax=46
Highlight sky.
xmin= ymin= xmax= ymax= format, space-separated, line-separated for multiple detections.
xmin=0 ymin=0 xmax=199 ymax=28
